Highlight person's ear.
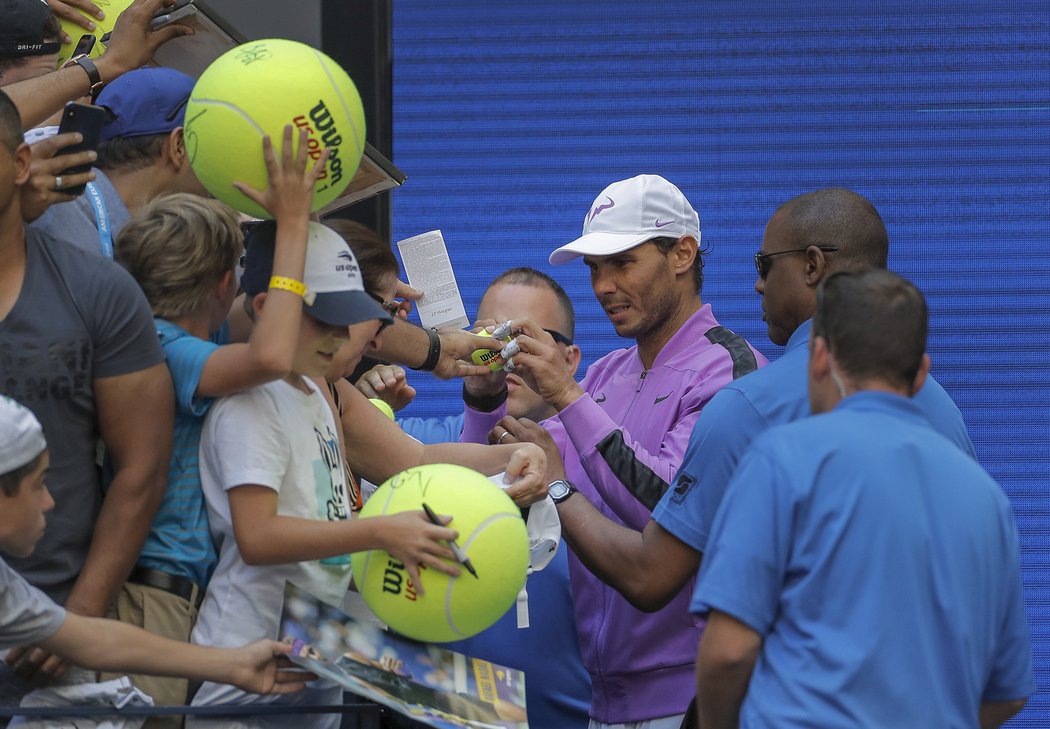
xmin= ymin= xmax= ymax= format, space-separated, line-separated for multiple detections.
xmin=809 ymin=335 xmax=831 ymax=382
xmin=251 ymin=290 xmax=268 ymax=319
xmin=13 ymin=142 xmax=32 ymax=185
xmin=167 ymin=127 xmax=187 ymax=170
xmin=804 ymin=245 xmax=831 ymax=287
xmin=672 ymin=235 xmax=698 ymax=276
xmin=911 ymin=353 xmax=931 ymax=396
xmin=563 ymin=344 xmax=582 ymax=377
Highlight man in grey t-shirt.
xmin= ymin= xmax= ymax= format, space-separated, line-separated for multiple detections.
xmin=0 ymin=88 xmax=173 ymax=688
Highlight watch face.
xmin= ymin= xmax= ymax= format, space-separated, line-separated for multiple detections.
xmin=548 ymin=480 xmax=572 ymax=501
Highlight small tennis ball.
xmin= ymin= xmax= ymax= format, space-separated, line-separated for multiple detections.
xmin=56 ymin=0 xmax=131 ymax=66
xmin=184 ymin=38 xmax=366 ymax=218
xmin=351 ymin=464 xmax=529 ymax=642
xmin=368 ymin=398 xmax=395 ymax=421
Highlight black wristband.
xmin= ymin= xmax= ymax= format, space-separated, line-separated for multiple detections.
xmin=462 ymin=384 xmax=509 ymax=412
xmin=412 ymin=326 xmax=441 ymax=372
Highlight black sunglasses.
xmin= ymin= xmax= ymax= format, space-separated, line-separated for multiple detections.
xmin=543 ymin=328 xmax=573 ymax=347
xmin=754 ymin=246 xmax=838 ymax=278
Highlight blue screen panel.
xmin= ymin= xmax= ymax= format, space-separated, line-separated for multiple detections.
xmin=391 ymin=3 xmax=1049 ymax=723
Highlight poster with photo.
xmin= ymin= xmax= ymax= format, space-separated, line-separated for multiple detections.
xmin=279 ymin=582 xmax=528 ymax=729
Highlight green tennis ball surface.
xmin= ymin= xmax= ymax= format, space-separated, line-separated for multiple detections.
xmin=368 ymin=398 xmax=396 ymax=421
xmin=184 ymin=38 xmax=365 ymax=218
xmin=351 ymin=464 xmax=529 ymax=643
xmin=57 ymin=0 xmax=130 ymax=65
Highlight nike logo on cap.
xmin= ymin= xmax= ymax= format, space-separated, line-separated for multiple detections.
xmin=654 ymin=219 xmax=675 ymax=228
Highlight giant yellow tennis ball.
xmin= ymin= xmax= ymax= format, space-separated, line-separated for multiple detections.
xmin=56 ymin=0 xmax=131 ymax=66
xmin=351 ymin=464 xmax=529 ymax=642
xmin=183 ymin=39 xmax=366 ymax=218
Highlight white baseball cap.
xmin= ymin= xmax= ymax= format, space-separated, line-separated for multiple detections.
xmin=549 ymin=174 xmax=701 ymax=265
xmin=0 ymin=397 xmax=46 ymax=475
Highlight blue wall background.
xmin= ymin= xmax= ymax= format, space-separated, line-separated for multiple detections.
xmin=388 ymin=2 xmax=1049 ymax=723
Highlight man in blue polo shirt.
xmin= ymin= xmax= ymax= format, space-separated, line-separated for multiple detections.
xmin=692 ymin=268 xmax=1032 ymax=727
xmin=545 ymin=189 xmax=978 ymax=623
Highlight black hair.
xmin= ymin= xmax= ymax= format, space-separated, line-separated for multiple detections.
xmin=0 ymin=90 xmax=23 ymax=153
xmin=97 ymin=133 xmax=168 ymax=172
xmin=648 ymin=236 xmax=707 ymax=293
xmin=812 ymin=268 xmax=927 ymax=390
xmin=0 ymin=451 xmax=44 ymax=497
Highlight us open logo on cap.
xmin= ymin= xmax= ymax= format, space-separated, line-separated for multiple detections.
xmin=335 ymin=251 xmax=360 ymax=276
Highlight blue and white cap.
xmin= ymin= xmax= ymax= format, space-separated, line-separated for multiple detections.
xmin=241 ymin=221 xmax=394 ymax=329
xmin=549 ymin=174 xmax=701 ymax=265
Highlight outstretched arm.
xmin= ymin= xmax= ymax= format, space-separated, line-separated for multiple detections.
xmin=42 ymin=613 xmax=311 ymax=695
xmin=503 ymin=416 xmax=701 ymax=610
xmin=7 ymin=0 xmax=192 ymax=129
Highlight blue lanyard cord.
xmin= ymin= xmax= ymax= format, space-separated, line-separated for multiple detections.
xmin=85 ymin=181 xmax=113 ymax=259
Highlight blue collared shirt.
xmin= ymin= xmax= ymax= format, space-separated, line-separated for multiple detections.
xmin=652 ymin=319 xmax=976 ymax=553
xmin=691 ymin=392 xmax=1033 ymax=726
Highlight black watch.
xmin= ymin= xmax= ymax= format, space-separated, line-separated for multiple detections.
xmin=547 ymin=479 xmax=577 ymax=504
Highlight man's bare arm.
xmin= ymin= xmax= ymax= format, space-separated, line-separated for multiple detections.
xmin=6 ymin=0 xmax=192 ymax=129
xmin=66 ymin=363 xmax=174 ymax=616
xmin=696 ymin=610 xmax=762 ymax=729
xmin=499 ymin=414 xmax=701 ymax=610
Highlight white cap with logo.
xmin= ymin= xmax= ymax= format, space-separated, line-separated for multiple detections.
xmin=0 ymin=397 xmax=46 ymax=475
xmin=549 ymin=174 xmax=701 ymax=265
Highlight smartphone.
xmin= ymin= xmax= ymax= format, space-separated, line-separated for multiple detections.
xmin=150 ymin=0 xmax=196 ymax=31
xmin=55 ymin=102 xmax=108 ymax=196
xmin=70 ymin=33 xmax=96 ymax=57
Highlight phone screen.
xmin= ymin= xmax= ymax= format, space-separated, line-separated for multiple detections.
xmin=55 ymin=103 xmax=109 ymax=196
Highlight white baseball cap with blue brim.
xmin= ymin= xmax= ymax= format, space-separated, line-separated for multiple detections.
xmin=549 ymin=174 xmax=701 ymax=265
xmin=241 ymin=221 xmax=394 ymax=329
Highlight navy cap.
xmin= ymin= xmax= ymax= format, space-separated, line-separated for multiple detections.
xmin=0 ymin=0 xmax=59 ymax=57
xmin=95 ymin=67 xmax=195 ymax=142
xmin=241 ymin=221 xmax=394 ymax=329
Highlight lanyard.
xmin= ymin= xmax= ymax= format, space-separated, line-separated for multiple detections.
xmin=85 ymin=181 xmax=113 ymax=259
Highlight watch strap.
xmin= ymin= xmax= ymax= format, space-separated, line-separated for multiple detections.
xmin=65 ymin=54 xmax=104 ymax=95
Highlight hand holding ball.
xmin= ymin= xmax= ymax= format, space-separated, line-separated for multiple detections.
xmin=184 ymin=39 xmax=366 ymax=218
xmin=351 ymin=464 xmax=529 ymax=642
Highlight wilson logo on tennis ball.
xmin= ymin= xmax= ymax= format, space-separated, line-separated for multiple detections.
xmin=293 ymin=100 xmax=346 ymax=190
xmin=381 ymin=558 xmax=420 ymax=602
xmin=185 ymin=38 xmax=366 ymax=219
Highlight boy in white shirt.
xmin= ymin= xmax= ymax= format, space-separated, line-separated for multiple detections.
xmin=188 ymin=224 xmax=462 ymax=728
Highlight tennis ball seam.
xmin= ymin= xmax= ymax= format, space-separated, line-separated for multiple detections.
xmin=356 ymin=475 xmax=403 ymax=593
xmin=444 ymin=512 xmax=522 ymax=637
xmin=186 ymin=99 xmax=267 ymax=136
xmin=311 ymin=49 xmax=364 ymax=159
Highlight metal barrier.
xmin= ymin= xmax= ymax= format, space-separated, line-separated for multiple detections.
xmin=0 ymin=702 xmax=383 ymax=728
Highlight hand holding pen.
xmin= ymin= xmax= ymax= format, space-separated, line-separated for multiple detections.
xmin=421 ymin=502 xmax=479 ymax=579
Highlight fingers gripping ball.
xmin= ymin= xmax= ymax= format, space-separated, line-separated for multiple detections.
xmin=350 ymin=464 xmax=529 ymax=643
xmin=57 ymin=0 xmax=133 ymax=65
xmin=183 ymin=39 xmax=366 ymax=218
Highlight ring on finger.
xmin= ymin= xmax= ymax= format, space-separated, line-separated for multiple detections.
xmin=53 ymin=175 xmax=63 ymax=190
xmin=497 ymin=430 xmax=509 ymax=444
